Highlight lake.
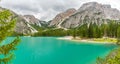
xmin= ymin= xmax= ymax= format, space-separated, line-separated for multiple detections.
xmin=4 ymin=37 xmax=117 ymax=64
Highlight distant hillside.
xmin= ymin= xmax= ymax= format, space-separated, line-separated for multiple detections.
xmin=1 ymin=2 xmax=120 ymax=35
xmin=49 ymin=2 xmax=120 ymax=29
xmin=0 ymin=7 xmax=48 ymax=35
xmin=49 ymin=8 xmax=76 ymax=28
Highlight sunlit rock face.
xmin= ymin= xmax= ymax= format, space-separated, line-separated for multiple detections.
xmin=24 ymin=15 xmax=41 ymax=27
xmin=60 ymin=2 xmax=120 ymax=28
xmin=49 ymin=8 xmax=76 ymax=28
xmin=14 ymin=15 xmax=38 ymax=34
xmin=0 ymin=7 xmax=38 ymax=34
xmin=24 ymin=15 xmax=48 ymax=27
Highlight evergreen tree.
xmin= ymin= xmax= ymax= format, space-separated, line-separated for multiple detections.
xmin=97 ymin=48 xmax=120 ymax=64
xmin=0 ymin=10 xmax=20 ymax=64
xmin=78 ymin=24 xmax=88 ymax=38
xmin=100 ymin=23 xmax=108 ymax=37
xmin=72 ymin=28 xmax=77 ymax=39
xmin=117 ymin=24 xmax=120 ymax=44
xmin=106 ymin=21 xmax=117 ymax=37
xmin=92 ymin=23 xmax=99 ymax=38
xmin=88 ymin=23 xmax=94 ymax=38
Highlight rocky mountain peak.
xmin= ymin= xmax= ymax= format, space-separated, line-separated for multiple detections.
xmin=24 ymin=15 xmax=36 ymax=21
xmin=24 ymin=15 xmax=40 ymax=25
xmin=24 ymin=15 xmax=38 ymax=21
xmin=60 ymin=2 xmax=120 ymax=28
xmin=65 ymin=8 xmax=76 ymax=14
xmin=49 ymin=8 xmax=76 ymax=27
xmin=78 ymin=2 xmax=111 ymax=11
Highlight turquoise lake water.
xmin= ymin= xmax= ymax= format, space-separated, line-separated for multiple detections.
xmin=4 ymin=37 xmax=117 ymax=64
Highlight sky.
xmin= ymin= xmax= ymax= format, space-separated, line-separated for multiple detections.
xmin=0 ymin=0 xmax=120 ymax=21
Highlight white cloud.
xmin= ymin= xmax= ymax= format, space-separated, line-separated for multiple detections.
xmin=0 ymin=0 xmax=120 ymax=21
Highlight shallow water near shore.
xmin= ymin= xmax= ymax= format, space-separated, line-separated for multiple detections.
xmin=4 ymin=37 xmax=118 ymax=64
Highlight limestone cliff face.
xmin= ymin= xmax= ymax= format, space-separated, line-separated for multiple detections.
xmin=60 ymin=2 xmax=120 ymax=28
xmin=24 ymin=15 xmax=48 ymax=27
xmin=0 ymin=7 xmax=50 ymax=35
xmin=24 ymin=15 xmax=41 ymax=26
xmin=0 ymin=7 xmax=38 ymax=34
xmin=15 ymin=14 xmax=48 ymax=34
xmin=49 ymin=8 xmax=76 ymax=27
xmin=14 ymin=15 xmax=38 ymax=34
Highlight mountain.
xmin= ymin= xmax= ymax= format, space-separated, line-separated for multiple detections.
xmin=0 ymin=7 xmax=48 ymax=35
xmin=14 ymin=14 xmax=38 ymax=34
xmin=53 ymin=2 xmax=120 ymax=28
xmin=1 ymin=2 xmax=120 ymax=35
xmin=15 ymin=14 xmax=48 ymax=34
xmin=1 ymin=10 xmax=38 ymax=35
xmin=24 ymin=15 xmax=48 ymax=28
xmin=49 ymin=8 xmax=76 ymax=28
xmin=24 ymin=15 xmax=41 ymax=27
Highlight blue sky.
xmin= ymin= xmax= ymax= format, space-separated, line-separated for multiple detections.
xmin=0 ymin=0 xmax=120 ymax=21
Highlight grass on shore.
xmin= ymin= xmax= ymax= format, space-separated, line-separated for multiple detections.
xmin=73 ymin=37 xmax=118 ymax=43
xmin=91 ymin=38 xmax=117 ymax=43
